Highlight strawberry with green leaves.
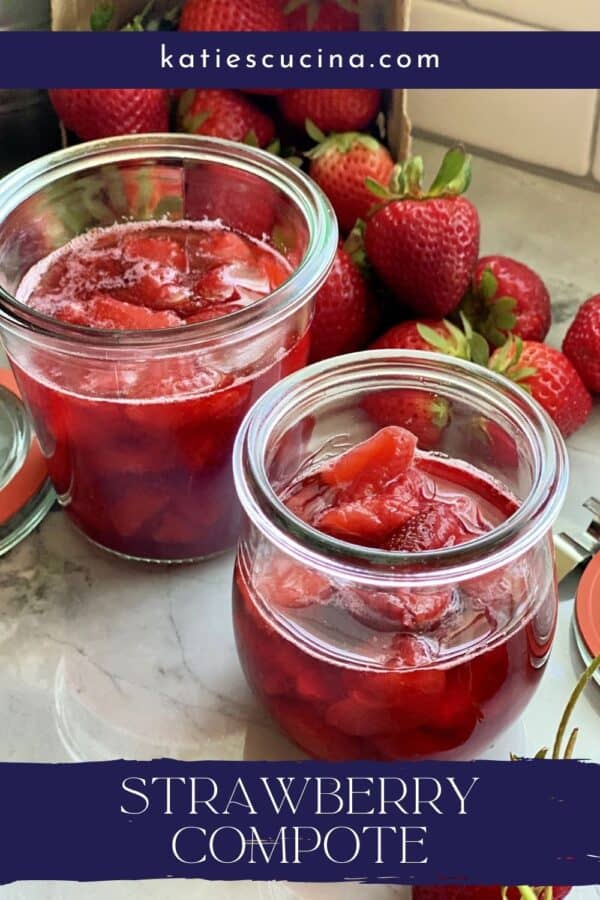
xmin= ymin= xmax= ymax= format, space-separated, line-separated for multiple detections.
xmin=177 ymin=89 xmax=275 ymax=148
xmin=370 ymin=315 xmax=490 ymax=365
xmin=285 ymin=0 xmax=360 ymax=30
xmin=365 ymin=147 xmax=480 ymax=318
xmin=364 ymin=316 xmax=488 ymax=448
xmin=278 ymin=89 xmax=381 ymax=133
xmin=413 ymin=653 xmax=600 ymax=900
xmin=305 ymin=122 xmax=394 ymax=233
xmin=489 ymin=337 xmax=592 ymax=437
xmin=459 ymin=256 xmax=551 ymax=348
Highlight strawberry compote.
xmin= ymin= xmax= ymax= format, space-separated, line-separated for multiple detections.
xmin=15 ymin=220 xmax=308 ymax=561
xmin=233 ymin=426 xmax=557 ymax=760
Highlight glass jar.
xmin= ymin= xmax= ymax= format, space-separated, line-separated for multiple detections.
xmin=232 ymin=351 xmax=568 ymax=761
xmin=0 ymin=135 xmax=337 ymax=563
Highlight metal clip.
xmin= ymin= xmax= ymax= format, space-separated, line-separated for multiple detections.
xmin=554 ymin=497 xmax=600 ymax=582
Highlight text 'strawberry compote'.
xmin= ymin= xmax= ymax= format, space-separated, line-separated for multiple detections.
xmin=0 ymin=136 xmax=338 ymax=561
xmin=232 ymin=352 xmax=568 ymax=760
xmin=15 ymin=221 xmax=297 ymax=561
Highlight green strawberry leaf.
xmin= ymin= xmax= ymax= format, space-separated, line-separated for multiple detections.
xmin=177 ymin=89 xmax=195 ymax=119
xmin=306 ymin=2 xmax=320 ymax=28
xmin=284 ymin=0 xmax=306 ymax=13
xmin=389 ymin=162 xmax=407 ymax=195
xmin=185 ymin=111 xmax=210 ymax=133
xmin=494 ymin=310 xmax=518 ymax=331
xmin=478 ymin=266 xmax=498 ymax=301
xmin=266 ymin=137 xmax=281 ymax=155
xmin=90 ymin=1 xmax=114 ymax=30
xmin=417 ymin=323 xmax=452 ymax=353
xmin=431 ymin=397 xmax=450 ymax=428
xmin=365 ymin=177 xmax=390 ymax=200
xmin=305 ymin=118 xmax=327 ymax=145
xmin=511 ymin=367 xmax=537 ymax=382
xmin=469 ymin=331 xmax=490 ymax=366
xmin=516 ymin=888 xmax=538 ymax=900
xmin=487 ymin=326 xmax=509 ymax=349
xmin=491 ymin=296 xmax=517 ymax=315
xmin=428 ymin=146 xmax=472 ymax=197
xmin=403 ymin=156 xmax=424 ymax=196
xmin=122 ymin=0 xmax=155 ymax=31
xmin=243 ymin=130 xmax=259 ymax=148
xmin=154 ymin=195 xmax=183 ymax=219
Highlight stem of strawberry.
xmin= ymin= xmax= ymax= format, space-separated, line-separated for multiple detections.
xmin=552 ymin=653 xmax=600 ymax=760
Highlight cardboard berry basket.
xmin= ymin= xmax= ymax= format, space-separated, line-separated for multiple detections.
xmin=49 ymin=0 xmax=413 ymax=159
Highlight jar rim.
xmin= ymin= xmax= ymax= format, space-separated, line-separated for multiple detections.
xmin=234 ymin=350 xmax=569 ymax=588
xmin=0 ymin=133 xmax=337 ymax=351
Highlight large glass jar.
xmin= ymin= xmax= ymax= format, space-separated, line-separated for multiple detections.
xmin=0 ymin=135 xmax=337 ymax=562
xmin=232 ymin=351 xmax=568 ymax=760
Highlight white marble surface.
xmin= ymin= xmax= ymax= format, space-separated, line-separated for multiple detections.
xmin=0 ymin=139 xmax=599 ymax=897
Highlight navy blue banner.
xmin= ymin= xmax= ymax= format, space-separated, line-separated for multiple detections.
xmin=0 ymin=31 xmax=599 ymax=89
xmin=0 ymin=759 xmax=597 ymax=884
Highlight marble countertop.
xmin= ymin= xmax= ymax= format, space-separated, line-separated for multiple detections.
xmin=0 ymin=138 xmax=599 ymax=898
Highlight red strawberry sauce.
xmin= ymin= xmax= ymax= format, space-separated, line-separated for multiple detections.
xmin=15 ymin=220 xmax=308 ymax=561
xmin=234 ymin=426 xmax=557 ymax=760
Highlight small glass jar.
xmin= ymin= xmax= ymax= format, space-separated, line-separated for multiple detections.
xmin=0 ymin=135 xmax=337 ymax=563
xmin=232 ymin=351 xmax=568 ymax=761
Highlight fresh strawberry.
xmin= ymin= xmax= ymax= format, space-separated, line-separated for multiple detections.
xmin=364 ymin=389 xmax=449 ymax=449
xmin=370 ymin=315 xmax=490 ymax=364
xmin=365 ymin=147 xmax=480 ymax=318
xmin=278 ymin=89 xmax=381 ymax=133
xmin=364 ymin=317 xmax=494 ymax=448
xmin=459 ymin=255 xmax=551 ymax=347
xmin=285 ymin=0 xmax=360 ymax=31
xmin=465 ymin=417 xmax=519 ymax=469
xmin=489 ymin=337 xmax=592 ymax=437
xmin=562 ymin=294 xmax=600 ymax=394
xmin=309 ymin=241 xmax=378 ymax=363
xmin=413 ymin=888 xmax=571 ymax=900
xmin=414 ymin=655 xmax=600 ymax=900
xmin=305 ymin=123 xmax=394 ymax=233
xmin=179 ymin=0 xmax=287 ymax=31
xmin=48 ymin=89 xmax=169 ymax=142
xmin=177 ymin=89 xmax=275 ymax=147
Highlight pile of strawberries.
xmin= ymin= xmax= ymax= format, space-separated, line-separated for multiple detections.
xmin=47 ymin=0 xmax=598 ymax=441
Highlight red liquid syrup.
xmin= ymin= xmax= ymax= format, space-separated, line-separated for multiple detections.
xmin=234 ymin=426 xmax=557 ymax=760
xmin=15 ymin=220 xmax=307 ymax=560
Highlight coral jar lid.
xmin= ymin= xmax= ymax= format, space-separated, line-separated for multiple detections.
xmin=574 ymin=551 xmax=600 ymax=686
xmin=0 ymin=368 xmax=55 ymax=552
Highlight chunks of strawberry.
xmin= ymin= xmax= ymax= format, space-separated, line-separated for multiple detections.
xmin=122 ymin=234 xmax=186 ymax=270
xmin=384 ymin=496 xmax=489 ymax=552
xmin=269 ymin=698 xmax=365 ymax=761
xmin=355 ymin=585 xmax=456 ymax=632
xmin=253 ymin=553 xmax=331 ymax=610
xmin=321 ymin=425 xmax=417 ymax=493
xmin=68 ymin=294 xmax=182 ymax=331
xmin=317 ymin=468 xmax=429 ymax=543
